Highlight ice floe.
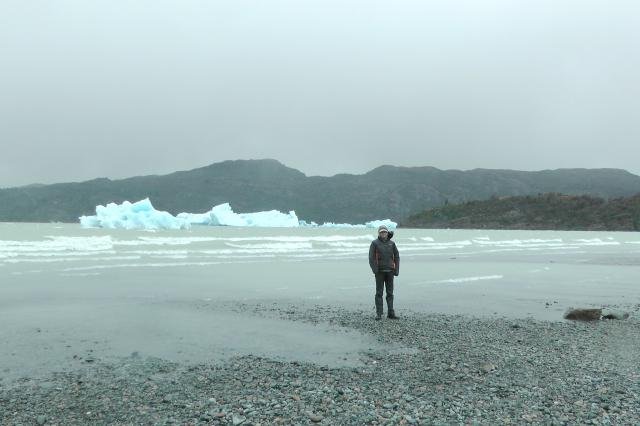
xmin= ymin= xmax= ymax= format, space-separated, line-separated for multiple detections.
xmin=80 ymin=198 xmax=396 ymax=230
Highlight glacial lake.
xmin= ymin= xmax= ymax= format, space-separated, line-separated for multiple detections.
xmin=2 ymin=222 xmax=640 ymax=319
xmin=1 ymin=223 xmax=639 ymax=379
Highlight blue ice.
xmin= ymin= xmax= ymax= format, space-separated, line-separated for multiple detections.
xmin=80 ymin=199 xmax=397 ymax=230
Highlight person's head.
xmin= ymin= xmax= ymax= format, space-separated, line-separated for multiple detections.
xmin=378 ymin=225 xmax=389 ymax=240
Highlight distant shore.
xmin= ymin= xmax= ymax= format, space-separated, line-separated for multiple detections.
xmin=2 ymin=303 xmax=639 ymax=425
xmin=402 ymin=193 xmax=640 ymax=231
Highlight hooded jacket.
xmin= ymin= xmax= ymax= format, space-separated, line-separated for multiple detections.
xmin=369 ymin=231 xmax=400 ymax=275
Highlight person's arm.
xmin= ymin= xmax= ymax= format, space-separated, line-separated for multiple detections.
xmin=369 ymin=242 xmax=377 ymax=274
xmin=393 ymin=242 xmax=400 ymax=276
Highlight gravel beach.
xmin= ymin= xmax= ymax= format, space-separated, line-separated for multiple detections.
xmin=2 ymin=303 xmax=639 ymax=425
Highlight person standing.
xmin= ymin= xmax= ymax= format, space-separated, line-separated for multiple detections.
xmin=369 ymin=225 xmax=400 ymax=320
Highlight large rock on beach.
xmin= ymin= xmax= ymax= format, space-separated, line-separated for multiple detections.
xmin=563 ymin=308 xmax=602 ymax=321
xmin=564 ymin=308 xmax=631 ymax=321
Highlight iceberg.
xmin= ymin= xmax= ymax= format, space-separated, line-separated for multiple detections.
xmin=363 ymin=219 xmax=397 ymax=229
xmin=80 ymin=199 xmax=190 ymax=230
xmin=177 ymin=203 xmax=300 ymax=227
xmin=300 ymin=219 xmax=397 ymax=229
xmin=80 ymin=198 xmax=397 ymax=230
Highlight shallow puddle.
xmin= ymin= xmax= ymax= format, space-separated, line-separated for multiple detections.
xmin=0 ymin=301 xmax=387 ymax=382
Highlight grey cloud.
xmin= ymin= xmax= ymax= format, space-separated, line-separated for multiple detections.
xmin=1 ymin=0 xmax=639 ymax=187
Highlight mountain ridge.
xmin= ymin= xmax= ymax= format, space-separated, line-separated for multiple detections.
xmin=1 ymin=159 xmax=640 ymax=224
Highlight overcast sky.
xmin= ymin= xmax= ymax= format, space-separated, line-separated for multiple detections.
xmin=1 ymin=1 xmax=639 ymax=187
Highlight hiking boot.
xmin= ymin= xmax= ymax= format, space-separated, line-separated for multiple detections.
xmin=387 ymin=311 xmax=399 ymax=320
xmin=375 ymin=314 xmax=382 ymax=321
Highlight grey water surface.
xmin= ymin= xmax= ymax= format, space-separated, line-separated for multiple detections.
xmin=1 ymin=223 xmax=639 ymax=380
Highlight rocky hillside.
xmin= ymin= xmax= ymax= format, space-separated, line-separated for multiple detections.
xmin=401 ymin=193 xmax=640 ymax=231
xmin=2 ymin=159 xmax=640 ymax=224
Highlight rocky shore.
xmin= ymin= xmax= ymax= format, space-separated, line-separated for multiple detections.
xmin=2 ymin=304 xmax=639 ymax=425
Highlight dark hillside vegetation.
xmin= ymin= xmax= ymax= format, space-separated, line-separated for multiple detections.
xmin=401 ymin=193 xmax=640 ymax=231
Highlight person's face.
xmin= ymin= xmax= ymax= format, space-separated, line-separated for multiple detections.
xmin=379 ymin=230 xmax=388 ymax=240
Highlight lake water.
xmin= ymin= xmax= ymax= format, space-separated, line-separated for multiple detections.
xmin=1 ymin=223 xmax=639 ymax=379
xmin=2 ymin=222 xmax=640 ymax=318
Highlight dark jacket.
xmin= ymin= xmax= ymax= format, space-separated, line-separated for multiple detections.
xmin=369 ymin=231 xmax=400 ymax=275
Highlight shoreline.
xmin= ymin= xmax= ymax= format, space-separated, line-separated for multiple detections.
xmin=2 ymin=303 xmax=639 ymax=425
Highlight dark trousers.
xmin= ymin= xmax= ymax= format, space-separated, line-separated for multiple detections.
xmin=375 ymin=271 xmax=394 ymax=315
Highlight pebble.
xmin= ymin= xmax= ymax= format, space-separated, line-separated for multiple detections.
xmin=232 ymin=414 xmax=246 ymax=425
xmin=307 ymin=412 xmax=324 ymax=422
